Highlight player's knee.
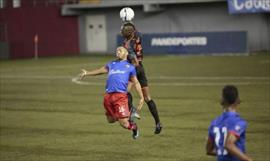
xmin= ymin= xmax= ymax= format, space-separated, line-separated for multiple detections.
xmin=106 ymin=116 xmax=116 ymax=123
xmin=142 ymin=88 xmax=151 ymax=102
xmin=144 ymin=96 xmax=151 ymax=102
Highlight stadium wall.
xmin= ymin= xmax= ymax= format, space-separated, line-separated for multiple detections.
xmin=78 ymin=2 xmax=269 ymax=54
xmin=0 ymin=1 xmax=79 ymax=59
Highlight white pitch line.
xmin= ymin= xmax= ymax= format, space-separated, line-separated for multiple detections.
xmin=0 ymin=75 xmax=72 ymax=79
xmin=71 ymin=77 xmax=104 ymax=85
xmin=0 ymin=62 xmax=104 ymax=71
xmin=71 ymin=77 xmax=270 ymax=86
xmin=1 ymin=75 xmax=269 ymax=86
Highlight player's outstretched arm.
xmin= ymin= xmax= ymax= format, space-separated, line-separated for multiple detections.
xmin=130 ymin=76 xmax=144 ymax=111
xmin=225 ymin=133 xmax=253 ymax=161
xmin=206 ymin=137 xmax=216 ymax=156
xmin=79 ymin=66 xmax=108 ymax=79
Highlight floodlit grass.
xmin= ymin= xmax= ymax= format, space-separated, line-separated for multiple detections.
xmin=0 ymin=54 xmax=269 ymax=161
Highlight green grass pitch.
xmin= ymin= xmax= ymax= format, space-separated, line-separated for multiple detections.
xmin=0 ymin=53 xmax=269 ymax=161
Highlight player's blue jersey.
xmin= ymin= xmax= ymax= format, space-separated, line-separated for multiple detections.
xmin=208 ymin=111 xmax=247 ymax=161
xmin=105 ymin=60 xmax=136 ymax=93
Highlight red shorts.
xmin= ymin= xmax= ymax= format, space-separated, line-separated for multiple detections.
xmin=103 ymin=93 xmax=130 ymax=119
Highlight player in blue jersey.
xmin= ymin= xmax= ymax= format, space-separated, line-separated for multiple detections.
xmin=79 ymin=47 xmax=144 ymax=139
xmin=206 ymin=85 xmax=252 ymax=161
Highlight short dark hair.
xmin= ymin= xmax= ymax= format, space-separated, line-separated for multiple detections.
xmin=121 ymin=22 xmax=136 ymax=38
xmin=122 ymin=22 xmax=136 ymax=30
xmin=222 ymin=85 xmax=239 ymax=105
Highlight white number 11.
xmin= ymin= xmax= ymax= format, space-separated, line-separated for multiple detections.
xmin=213 ymin=127 xmax=228 ymax=155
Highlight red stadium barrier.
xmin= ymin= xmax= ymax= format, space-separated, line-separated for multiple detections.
xmin=0 ymin=0 xmax=79 ymax=59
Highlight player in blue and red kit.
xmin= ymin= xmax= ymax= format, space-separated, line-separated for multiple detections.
xmin=206 ymin=85 xmax=252 ymax=161
xmin=79 ymin=47 xmax=144 ymax=139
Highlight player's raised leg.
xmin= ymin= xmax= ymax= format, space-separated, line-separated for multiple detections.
xmin=114 ymin=93 xmax=140 ymax=139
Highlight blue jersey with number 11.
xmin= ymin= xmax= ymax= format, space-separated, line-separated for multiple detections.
xmin=208 ymin=111 xmax=247 ymax=161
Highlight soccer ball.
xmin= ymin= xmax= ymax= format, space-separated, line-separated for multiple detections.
xmin=120 ymin=7 xmax=135 ymax=22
